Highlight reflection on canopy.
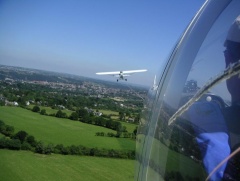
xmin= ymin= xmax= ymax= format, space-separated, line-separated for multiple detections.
xmin=135 ymin=0 xmax=240 ymax=180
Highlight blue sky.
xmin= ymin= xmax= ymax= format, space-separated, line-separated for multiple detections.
xmin=0 ymin=0 xmax=205 ymax=87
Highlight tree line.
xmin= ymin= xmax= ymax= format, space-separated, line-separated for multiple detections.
xmin=95 ymin=131 xmax=136 ymax=139
xmin=31 ymin=105 xmax=138 ymax=138
xmin=0 ymin=120 xmax=135 ymax=159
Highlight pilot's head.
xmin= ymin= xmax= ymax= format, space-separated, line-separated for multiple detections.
xmin=224 ymin=15 xmax=240 ymax=104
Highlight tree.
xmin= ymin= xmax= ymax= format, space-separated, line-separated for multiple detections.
xmin=21 ymin=142 xmax=32 ymax=150
xmin=26 ymin=135 xmax=36 ymax=147
xmin=35 ymin=141 xmax=45 ymax=154
xmin=69 ymin=145 xmax=82 ymax=155
xmin=122 ymin=126 xmax=127 ymax=132
xmin=44 ymin=143 xmax=54 ymax=154
xmin=0 ymin=120 xmax=6 ymax=132
xmin=40 ymin=109 xmax=46 ymax=115
xmin=55 ymin=144 xmax=64 ymax=154
xmin=61 ymin=146 xmax=70 ymax=155
xmin=133 ymin=126 xmax=138 ymax=136
xmin=94 ymin=117 xmax=105 ymax=126
xmin=107 ymin=132 xmax=115 ymax=137
xmin=14 ymin=130 xmax=28 ymax=143
xmin=113 ymin=122 xmax=122 ymax=132
xmin=134 ymin=114 xmax=141 ymax=123
xmin=123 ymin=132 xmax=131 ymax=138
xmin=116 ymin=131 xmax=122 ymax=138
xmin=56 ymin=110 xmax=67 ymax=118
xmin=69 ymin=112 xmax=79 ymax=120
xmin=119 ymin=111 xmax=124 ymax=120
xmin=133 ymin=126 xmax=138 ymax=139
xmin=85 ymin=115 xmax=93 ymax=124
xmin=0 ymin=99 xmax=4 ymax=106
xmin=77 ymin=108 xmax=88 ymax=118
xmin=2 ymin=125 xmax=14 ymax=137
xmin=7 ymin=139 xmax=21 ymax=150
xmin=0 ymin=137 xmax=7 ymax=148
xmin=126 ymin=111 xmax=131 ymax=119
xmin=106 ymin=119 xmax=113 ymax=129
xmin=17 ymin=97 xmax=27 ymax=106
xmin=32 ymin=105 xmax=40 ymax=112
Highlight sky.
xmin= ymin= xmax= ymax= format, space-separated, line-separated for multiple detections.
xmin=0 ymin=0 xmax=205 ymax=87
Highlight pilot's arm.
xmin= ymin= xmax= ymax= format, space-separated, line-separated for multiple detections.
xmin=187 ymin=101 xmax=230 ymax=180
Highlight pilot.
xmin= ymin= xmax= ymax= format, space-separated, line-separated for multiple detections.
xmin=187 ymin=15 xmax=240 ymax=181
xmin=222 ymin=15 xmax=240 ymax=180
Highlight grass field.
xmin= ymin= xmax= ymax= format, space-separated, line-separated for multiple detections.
xmin=0 ymin=149 xmax=135 ymax=181
xmin=0 ymin=106 xmax=135 ymax=150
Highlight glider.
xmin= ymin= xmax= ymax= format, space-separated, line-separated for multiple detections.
xmin=151 ymin=75 xmax=158 ymax=91
xmin=96 ymin=69 xmax=147 ymax=82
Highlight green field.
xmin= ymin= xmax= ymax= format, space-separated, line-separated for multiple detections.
xmin=0 ymin=106 xmax=135 ymax=150
xmin=0 ymin=149 xmax=135 ymax=181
